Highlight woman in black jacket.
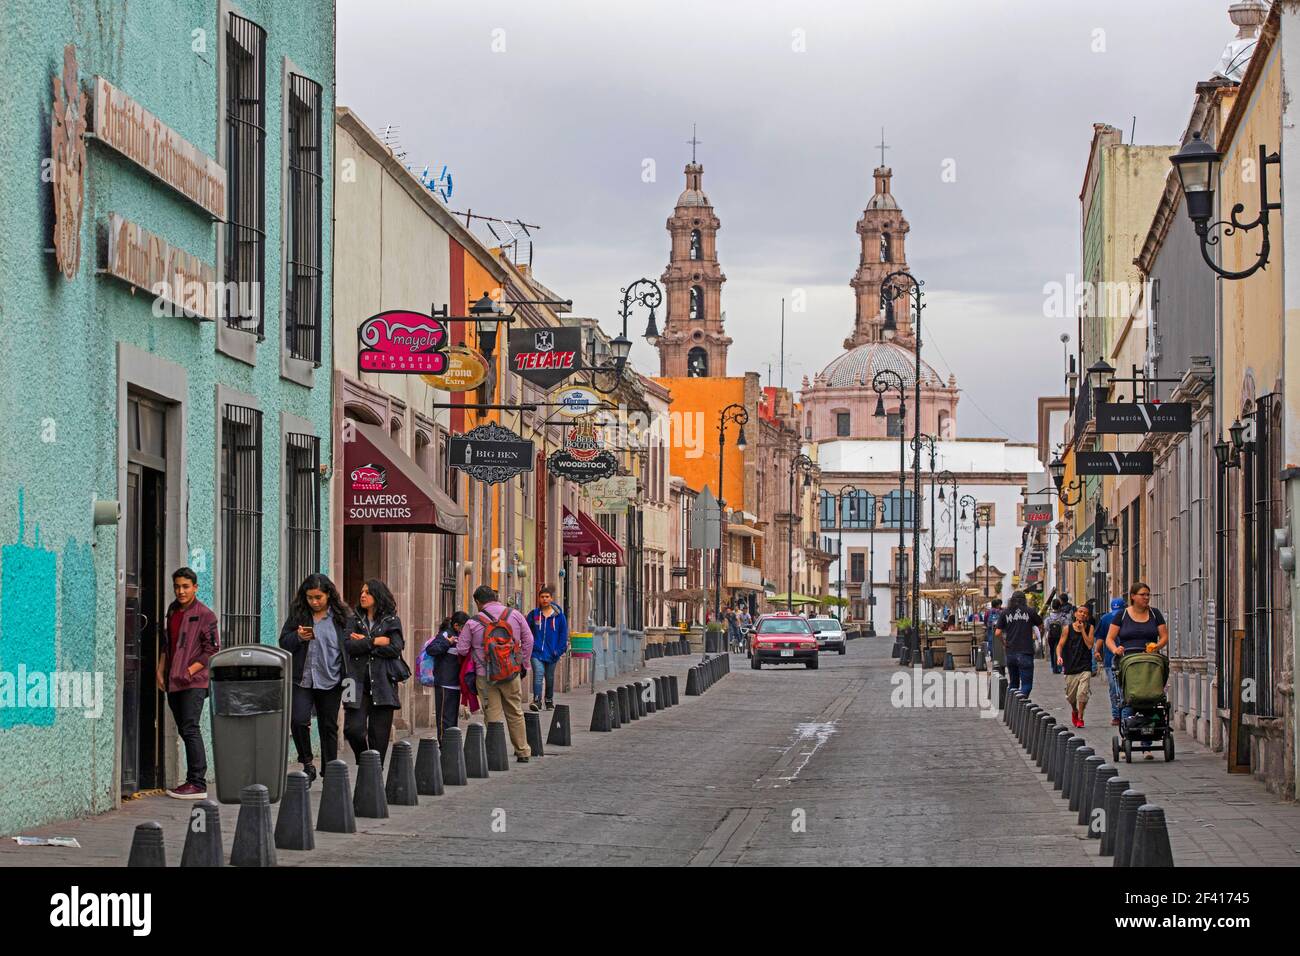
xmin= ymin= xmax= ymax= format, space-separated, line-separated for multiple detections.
xmin=343 ymin=578 xmax=406 ymax=766
xmin=279 ymin=574 xmax=352 ymax=784
xmin=425 ymin=611 xmax=470 ymax=742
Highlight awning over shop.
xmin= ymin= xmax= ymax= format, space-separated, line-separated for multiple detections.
xmin=561 ymin=506 xmax=625 ymax=567
xmin=725 ymin=523 xmax=765 ymax=539
xmin=724 ymin=579 xmax=766 ymax=591
xmin=562 ymin=505 xmax=598 ymax=557
xmin=344 ymin=421 xmax=468 ymax=535
xmin=1059 ymin=524 xmax=1095 ymax=562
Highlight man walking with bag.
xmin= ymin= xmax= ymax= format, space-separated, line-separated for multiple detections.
xmin=454 ymin=585 xmax=534 ymax=762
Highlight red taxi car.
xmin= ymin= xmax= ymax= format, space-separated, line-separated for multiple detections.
xmin=749 ymin=612 xmax=819 ymax=670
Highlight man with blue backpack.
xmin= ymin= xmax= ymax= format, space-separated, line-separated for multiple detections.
xmin=453 ymin=585 xmax=534 ymax=762
xmin=526 ymin=585 xmax=568 ymax=712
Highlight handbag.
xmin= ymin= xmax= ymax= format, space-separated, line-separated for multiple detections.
xmin=389 ymin=655 xmax=412 ymax=683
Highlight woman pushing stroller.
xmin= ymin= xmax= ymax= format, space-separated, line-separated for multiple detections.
xmin=1104 ymin=582 xmax=1170 ymax=760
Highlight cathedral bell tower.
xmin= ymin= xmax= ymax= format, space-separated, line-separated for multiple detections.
xmin=848 ymin=164 xmax=913 ymax=350
xmin=656 ymin=159 xmax=731 ymax=377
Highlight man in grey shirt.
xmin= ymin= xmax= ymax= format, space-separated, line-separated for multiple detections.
xmin=454 ymin=584 xmax=534 ymax=761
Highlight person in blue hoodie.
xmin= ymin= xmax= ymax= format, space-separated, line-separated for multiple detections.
xmin=1095 ymin=597 xmax=1126 ymax=726
xmin=525 ymin=584 xmax=568 ymax=712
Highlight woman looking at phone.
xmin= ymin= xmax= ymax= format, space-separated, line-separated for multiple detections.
xmin=279 ymin=573 xmax=352 ymax=784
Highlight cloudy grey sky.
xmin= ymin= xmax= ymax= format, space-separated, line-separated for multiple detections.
xmin=337 ymin=0 xmax=1238 ymax=442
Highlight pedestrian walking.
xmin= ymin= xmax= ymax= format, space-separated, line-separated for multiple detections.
xmin=1056 ymin=603 xmax=1095 ymax=727
xmin=343 ymin=579 xmax=408 ymax=767
xmin=454 ymin=585 xmax=534 ymax=762
xmin=1044 ymin=599 xmax=1069 ymax=674
xmin=423 ymin=611 xmax=470 ymax=742
xmin=995 ymin=591 xmax=1042 ymax=697
xmin=1095 ymin=597 xmax=1126 ymax=726
xmin=156 ymin=567 xmax=219 ymax=799
xmin=726 ymin=607 xmax=742 ymax=652
xmin=981 ymin=598 xmax=1003 ymax=668
xmin=526 ymin=585 xmax=568 ymax=712
xmin=279 ymin=573 xmax=351 ymax=785
xmin=1104 ymin=582 xmax=1169 ymax=758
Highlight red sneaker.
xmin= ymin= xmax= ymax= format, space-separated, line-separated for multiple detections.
xmin=1070 ymin=708 xmax=1079 ymax=728
xmin=166 ymin=782 xmax=207 ymax=800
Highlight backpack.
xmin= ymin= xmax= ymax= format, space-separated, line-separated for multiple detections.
xmin=480 ymin=610 xmax=524 ymax=683
xmin=416 ymin=634 xmax=439 ymax=687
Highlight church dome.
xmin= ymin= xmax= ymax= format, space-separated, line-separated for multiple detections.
xmin=818 ymin=341 xmax=946 ymax=389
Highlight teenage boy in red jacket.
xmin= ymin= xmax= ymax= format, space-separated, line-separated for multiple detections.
xmin=155 ymin=567 xmax=220 ymax=798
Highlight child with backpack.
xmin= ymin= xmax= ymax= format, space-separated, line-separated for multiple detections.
xmin=420 ymin=611 xmax=470 ymax=742
xmin=451 ymin=585 xmax=535 ymax=762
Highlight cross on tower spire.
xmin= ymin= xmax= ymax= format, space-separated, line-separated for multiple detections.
xmin=688 ymin=123 xmax=702 ymax=163
xmin=877 ymin=127 xmax=889 ymax=168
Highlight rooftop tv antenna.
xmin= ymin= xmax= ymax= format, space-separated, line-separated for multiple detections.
xmin=449 ymin=209 xmax=543 ymax=269
xmin=380 ymin=124 xmax=407 ymax=161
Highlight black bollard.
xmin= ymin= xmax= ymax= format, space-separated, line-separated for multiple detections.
xmin=274 ymin=772 xmax=315 ymax=852
xmin=607 ymin=691 xmax=621 ymax=729
xmin=669 ymin=674 xmax=680 ymax=705
xmin=485 ymin=721 xmax=510 ymax=772
xmin=1100 ymin=777 xmax=1130 ymax=857
xmin=997 ymin=674 xmax=1008 ymax=711
xmin=354 ymin=750 xmax=390 ymax=819
xmin=657 ymin=675 xmax=670 ymax=708
xmin=127 ymin=821 xmax=166 ymax=868
xmin=231 ymin=784 xmax=276 ymax=867
xmin=1113 ymin=790 xmax=1148 ymax=867
xmin=525 ymin=711 xmax=545 ymax=756
xmin=644 ymin=679 xmax=657 ymax=714
xmin=317 ymin=760 xmax=357 ymax=833
xmin=891 ymin=637 xmax=902 ymax=659
xmin=415 ymin=737 xmax=445 ymax=796
xmin=1003 ymin=689 xmax=1015 ymax=727
xmin=1131 ymin=804 xmax=1175 ymax=867
xmin=385 ymin=740 xmax=419 ymax=806
xmin=547 ymin=704 xmax=572 ymax=746
xmin=1058 ymin=737 xmax=1084 ymax=794
xmin=1068 ymin=746 xmax=1095 ymax=810
xmin=441 ymin=727 xmax=469 ymax=785
xmin=1089 ymin=765 xmax=1119 ymax=840
xmin=1036 ymin=716 xmax=1057 ymax=769
xmin=624 ymin=685 xmax=639 ymax=721
xmin=635 ymin=682 xmax=648 ymax=717
xmin=464 ymin=724 xmax=490 ymax=777
xmin=181 ymin=800 xmax=223 ymax=867
xmin=616 ymin=685 xmax=631 ymax=724
xmin=685 ymin=668 xmax=701 ymax=696
xmin=589 ymin=691 xmax=612 ymax=731
xmin=943 ymin=652 xmax=954 ymax=670
xmin=1077 ymin=756 xmax=1105 ymax=825
xmin=1051 ymin=728 xmax=1072 ymax=785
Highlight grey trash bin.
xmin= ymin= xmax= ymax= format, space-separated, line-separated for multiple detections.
xmin=208 ymin=645 xmax=292 ymax=804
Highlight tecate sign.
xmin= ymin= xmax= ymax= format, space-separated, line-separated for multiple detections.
xmin=508 ymin=326 xmax=582 ymax=389
xmin=1024 ymin=506 xmax=1053 ymax=525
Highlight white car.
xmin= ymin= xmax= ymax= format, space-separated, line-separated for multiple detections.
xmin=809 ymin=617 xmax=847 ymax=654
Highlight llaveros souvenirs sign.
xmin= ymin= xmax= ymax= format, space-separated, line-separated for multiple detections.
xmin=449 ymin=422 xmax=535 ymax=485
xmin=548 ymin=417 xmax=617 ymax=484
xmin=358 ymin=309 xmax=449 ymax=374
xmin=509 ymin=327 xmax=581 ymax=389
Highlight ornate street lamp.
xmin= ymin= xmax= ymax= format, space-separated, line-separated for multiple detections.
xmin=714 ymin=403 xmax=749 ymax=629
xmin=577 ymin=277 xmax=663 ymax=394
xmin=873 ymin=368 xmax=909 ymax=635
xmin=1171 ymin=131 xmax=1281 ymax=281
xmin=787 ymin=454 xmax=817 ymax=613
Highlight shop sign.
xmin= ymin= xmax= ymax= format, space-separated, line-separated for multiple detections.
xmin=1024 ymin=505 xmax=1054 ymax=525
xmin=420 ymin=345 xmax=489 ymax=391
xmin=358 ymin=309 xmax=449 ymax=374
xmin=93 ymin=76 xmax=226 ymax=219
xmin=104 ymin=213 xmax=217 ymax=318
xmin=551 ymin=385 xmax=602 ymax=418
xmin=548 ymin=417 xmax=617 ymax=484
xmin=585 ymin=475 xmax=638 ymax=514
xmin=508 ymin=326 xmax=582 ymax=389
xmin=1075 ymin=451 xmax=1154 ymax=476
xmin=1096 ymin=402 xmax=1192 ymax=434
xmin=449 ymin=422 xmax=535 ymax=484
xmin=51 ymin=45 xmax=88 ymax=281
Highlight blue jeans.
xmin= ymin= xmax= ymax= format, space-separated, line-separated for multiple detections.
xmin=531 ymin=657 xmax=557 ymax=703
xmin=1105 ymin=665 xmax=1122 ymax=719
xmin=1007 ymin=652 xmax=1034 ymax=697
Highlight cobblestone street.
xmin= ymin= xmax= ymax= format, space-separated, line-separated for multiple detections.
xmin=6 ymin=638 xmax=1295 ymax=867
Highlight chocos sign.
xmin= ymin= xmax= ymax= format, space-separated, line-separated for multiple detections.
xmin=347 ymin=464 xmax=412 ymax=521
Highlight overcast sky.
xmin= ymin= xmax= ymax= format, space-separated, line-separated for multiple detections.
xmin=337 ymin=0 xmax=1239 ymax=443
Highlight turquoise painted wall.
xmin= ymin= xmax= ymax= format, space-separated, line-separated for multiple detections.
xmin=0 ymin=0 xmax=334 ymax=834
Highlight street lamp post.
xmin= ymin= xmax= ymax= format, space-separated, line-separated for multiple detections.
xmin=872 ymin=368 xmax=907 ymax=636
xmin=911 ymin=432 xmax=938 ymax=618
xmin=787 ymin=454 xmax=817 ymax=613
xmin=958 ymin=494 xmax=977 ymax=616
xmin=866 ymin=498 xmax=878 ymax=637
xmin=713 ymin=403 xmax=748 ymax=634
xmin=936 ymin=469 xmax=959 ymax=585
xmin=832 ymin=485 xmax=860 ymax=624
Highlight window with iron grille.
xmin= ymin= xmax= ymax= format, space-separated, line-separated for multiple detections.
xmin=841 ymin=490 xmax=874 ymax=529
xmin=285 ymin=72 xmax=323 ymax=364
xmin=221 ymin=404 xmax=263 ymax=646
xmin=849 ymin=552 xmax=865 ymax=583
xmin=224 ymin=13 xmax=266 ymax=334
xmin=439 ymin=431 xmax=458 ymax=617
xmin=284 ymin=433 xmax=320 ymax=597
xmin=1242 ymin=395 xmax=1282 ymax=717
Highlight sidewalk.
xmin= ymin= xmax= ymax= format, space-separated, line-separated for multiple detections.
xmin=1009 ymin=662 xmax=1300 ymax=867
xmin=0 ymin=653 xmax=707 ymax=867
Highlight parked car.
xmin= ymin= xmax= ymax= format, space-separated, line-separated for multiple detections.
xmin=808 ymin=616 xmax=847 ymax=654
xmin=749 ymin=612 xmax=818 ymax=670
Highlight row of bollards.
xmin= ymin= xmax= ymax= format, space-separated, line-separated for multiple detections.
xmin=1001 ymin=688 xmax=1175 ymax=867
xmin=645 ymin=638 xmax=691 ymax=659
xmin=590 ymin=674 xmax=678 ymax=731
xmin=684 ymin=653 xmax=730 ymax=696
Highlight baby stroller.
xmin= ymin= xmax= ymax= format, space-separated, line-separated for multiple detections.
xmin=1111 ymin=652 xmax=1174 ymax=763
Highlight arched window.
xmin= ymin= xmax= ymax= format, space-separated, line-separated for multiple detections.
xmin=842 ymin=490 xmax=873 ymax=529
xmin=689 ymin=285 xmax=703 ymax=321
xmin=687 ymin=347 xmax=708 ymax=377
xmin=880 ymin=489 xmax=916 ymax=529
xmin=880 ymin=232 xmax=891 ymax=263
xmin=689 ymin=229 xmax=702 ymax=260
xmin=937 ymin=410 xmax=951 ymax=440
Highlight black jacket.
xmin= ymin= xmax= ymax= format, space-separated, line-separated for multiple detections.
xmin=278 ymin=606 xmax=350 ymax=687
xmin=345 ymin=612 xmax=406 ymax=709
xmin=424 ymin=628 xmax=462 ymax=687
